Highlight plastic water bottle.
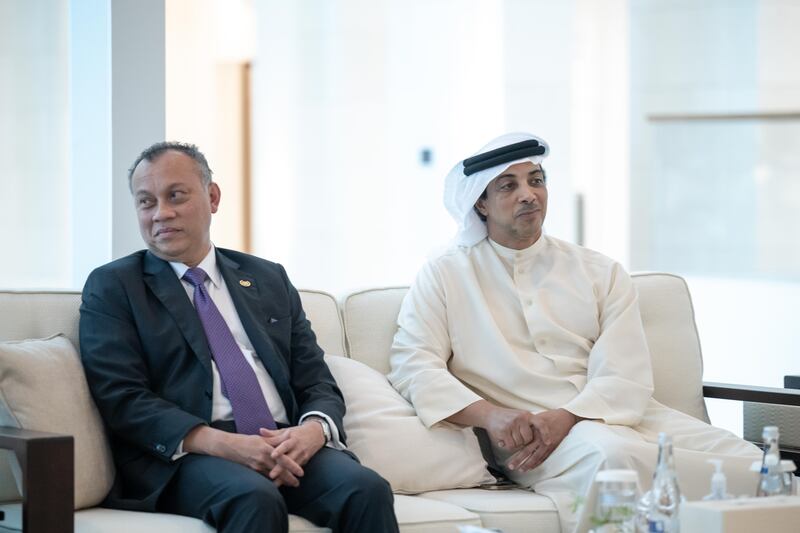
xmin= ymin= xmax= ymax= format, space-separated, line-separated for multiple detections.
xmin=756 ymin=426 xmax=789 ymax=497
xmin=591 ymin=469 xmax=638 ymax=532
xmin=646 ymin=433 xmax=681 ymax=532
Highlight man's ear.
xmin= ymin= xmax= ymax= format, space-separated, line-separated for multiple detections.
xmin=209 ymin=182 xmax=221 ymax=214
xmin=474 ymin=197 xmax=488 ymax=217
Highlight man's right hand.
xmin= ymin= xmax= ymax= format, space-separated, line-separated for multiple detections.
xmin=447 ymin=400 xmax=551 ymax=452
xmin=505 ymin=408 xmax=580 ymax=472
xmin=183 ymin=425 xmax=304 ymax=487
xmin=484 ymin=405 xmax=550 ymax=451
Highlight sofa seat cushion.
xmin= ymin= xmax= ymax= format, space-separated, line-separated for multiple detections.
xmin=420 ymin=488 xmax=560 ymax=533
xmin=0 ymin=498 xmax=482 ymax=533
xmin=393 ymin=494 xmax=482 ymax=531
xmin=0 ymin=504 xmax=327 ymax=532
xmin=0 ymin=334 xmax=115 ymax=509
xmin=324 ymin=355 xmax=494 ymax=493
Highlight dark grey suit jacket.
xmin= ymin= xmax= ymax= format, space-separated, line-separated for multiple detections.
xmin=79 ymin=248 xmax=345 ymax=510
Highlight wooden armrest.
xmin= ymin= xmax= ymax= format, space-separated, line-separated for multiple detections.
xmin=702 ymin=381 xmax=800 ymax=406
xmin=0 ymin=426 xmax=74 ymax=533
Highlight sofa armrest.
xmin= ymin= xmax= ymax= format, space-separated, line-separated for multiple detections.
xmin=0 ymin=426 xmax=73 ymax=533
xmin=702 ymin=381 xmax=800 ymax=406
xmin=704 ymin=381 xmax=800 ymax=472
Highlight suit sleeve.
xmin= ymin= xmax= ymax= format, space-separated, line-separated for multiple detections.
xmin=80 ymin=268 xmax=207 ymax=462
xmin=277 ymin=265 xmax=347 ymax=442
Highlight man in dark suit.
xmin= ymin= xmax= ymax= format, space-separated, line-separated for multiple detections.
xmin=79 ymin=142 xmax=398 ymax=533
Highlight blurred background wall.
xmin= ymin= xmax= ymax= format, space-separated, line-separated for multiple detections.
xmin=2 ymin=0 xmax=799 ymax=434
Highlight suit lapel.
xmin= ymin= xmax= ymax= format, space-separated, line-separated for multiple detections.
xmin=216 ymin=251 xmax=295 ymax=415
xmin=143 ymin=252 xmax=213 ymax=378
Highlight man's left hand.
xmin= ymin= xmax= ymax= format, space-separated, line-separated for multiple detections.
xmin=259 ymin=420 xmax=326 ymax=482
xmin=505 ymin=408 xmax=580 ymax=473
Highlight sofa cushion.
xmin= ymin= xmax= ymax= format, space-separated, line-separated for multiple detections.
xmin=393 ymin=494 xmax=482 ymax=531
xmin=0 ymin=334 xmax=114 ymax=509
xmin=324 ymin=355 xmax=494 ymax=494
xmin=420 ymin=488 xmax=559 ymax=533
xmin=0 ymin=504 xmax=329 ymax=533
xmin=0 ymin=497 xmax=482 ymax=533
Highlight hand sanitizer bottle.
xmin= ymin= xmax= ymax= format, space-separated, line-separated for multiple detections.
xmin=702 ymin=459 xmax=730 ymax=500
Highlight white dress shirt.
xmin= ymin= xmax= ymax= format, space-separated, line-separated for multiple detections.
xmin=172 ymin=245 xmax=343 ymax=458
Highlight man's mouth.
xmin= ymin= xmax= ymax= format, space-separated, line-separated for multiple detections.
xmin=516 ymin=208 xmax=540 ymax=218
xmin=155 ymin=228 xmax=180 ymax=237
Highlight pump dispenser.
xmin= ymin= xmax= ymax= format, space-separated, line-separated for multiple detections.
xmin=703 ymin=459 xmax=731 ymax=500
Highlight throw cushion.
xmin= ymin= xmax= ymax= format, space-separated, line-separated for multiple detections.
xmin=0 ymin=334 xmax=115 ymax=509
xmin=324 ymin=354 xmax=494 ymax=493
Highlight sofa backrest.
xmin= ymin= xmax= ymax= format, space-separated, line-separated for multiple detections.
xmin=296 ymin=289 xmax=347 ymax=356
xmin=341 ymin=273 xmax=710 ymax=423
xmin=631 ymin=273 xmax=708 ymax=422
xmin=0 ymin=289 xmax=344 ymax=357
xmin=0 ymin=274 xmax=709 ymax=503
xmin=0 ymin=291 xmax=83 ymax=349
xmin=342 ymin=287 xmax=407 ymax=373
xmin=0 ymin=288 xmax=345 ymax=503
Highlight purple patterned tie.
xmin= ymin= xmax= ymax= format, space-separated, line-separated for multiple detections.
xmin=183 ymin=267 xmax=277 ymax=433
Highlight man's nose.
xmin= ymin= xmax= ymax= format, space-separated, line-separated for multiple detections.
xmin=518 ymin=185 xmax=537 ymax=203
xmin=152 ymin=202 xmax=176 ymax=221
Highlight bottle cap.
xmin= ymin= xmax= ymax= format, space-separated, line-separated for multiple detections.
xmin=762 ymin=426 xmax=779 ymax=439
xmin=595 ymin=469 xmax=638 ymax=483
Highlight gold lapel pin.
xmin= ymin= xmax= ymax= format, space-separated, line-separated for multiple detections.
xmin=239 ymin=280 xmax=252 ymax=287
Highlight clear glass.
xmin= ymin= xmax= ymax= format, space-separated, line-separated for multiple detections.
xmin=592 ymin=479 xmax=638 ymax=532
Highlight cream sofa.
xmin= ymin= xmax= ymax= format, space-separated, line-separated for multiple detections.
xmin=2 ymin=273 xmax=798 ymax=533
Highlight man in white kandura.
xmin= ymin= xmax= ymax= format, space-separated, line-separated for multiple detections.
xmin=388 ymin=132 xmax=762 ymax=532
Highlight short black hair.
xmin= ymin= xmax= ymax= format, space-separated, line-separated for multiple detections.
xmin=473 ymin=166 xmax=547 ymax=222
xmin=127 ymin=141 xmax=213 ymax=192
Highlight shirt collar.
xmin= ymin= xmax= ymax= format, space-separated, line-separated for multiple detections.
xmin=488 ymin=234 xmax=547 ymax=264
xmin=169 ymin=244 xmax=223 ymax=289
